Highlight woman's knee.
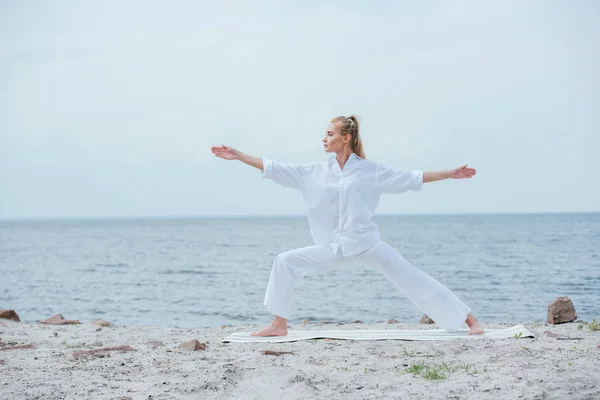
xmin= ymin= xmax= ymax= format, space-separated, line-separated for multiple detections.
xmin=273 ymin=252 xmax=288 ymax=269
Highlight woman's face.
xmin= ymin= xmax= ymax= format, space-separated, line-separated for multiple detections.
xmin=323 ymin=123 xmax=350 ymax=153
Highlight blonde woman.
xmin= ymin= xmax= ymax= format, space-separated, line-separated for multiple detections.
xmin=211 ymin=115 xmax=484 ymax=336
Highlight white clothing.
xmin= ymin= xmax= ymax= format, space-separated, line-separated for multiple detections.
xmin=264 ymin=241 xmax=472 ymax=332
xmin=261 ymin=154 xmax=472 ymax=331
xmin=262 ymin=153 xmax=423 ymax=256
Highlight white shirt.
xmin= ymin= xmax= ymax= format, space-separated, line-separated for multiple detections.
xmin=262 ymin=153 xmax=423 ymax=256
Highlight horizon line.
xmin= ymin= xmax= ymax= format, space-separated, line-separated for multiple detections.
xmin=1 ymin=210 xmax=599 ymax=222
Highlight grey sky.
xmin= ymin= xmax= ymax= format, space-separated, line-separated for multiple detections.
xmin=1 ymin=1 xmax=598 ymax=219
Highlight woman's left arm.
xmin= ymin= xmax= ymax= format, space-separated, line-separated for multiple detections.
xmin=423 ymin=164 xmax=476 ymax=183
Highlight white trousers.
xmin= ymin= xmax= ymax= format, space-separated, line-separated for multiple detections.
xmin=263 ymin=241 xmax=471 ymax=332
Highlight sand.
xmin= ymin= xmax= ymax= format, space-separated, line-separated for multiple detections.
xmin=1 ymin=319 xmax=599 ymax=399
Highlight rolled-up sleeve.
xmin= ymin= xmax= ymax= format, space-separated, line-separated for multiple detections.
xmin=261 ymin=158 xmax=312 ymax=190
xmin=377 ymin=163 xmax=423 ymax=193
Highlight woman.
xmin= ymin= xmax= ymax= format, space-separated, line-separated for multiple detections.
xmin=211 ymin=115 xmax=484 ymax=337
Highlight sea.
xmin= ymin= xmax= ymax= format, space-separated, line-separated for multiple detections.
xmin=1 ymin=213 xmax=598 ymax=328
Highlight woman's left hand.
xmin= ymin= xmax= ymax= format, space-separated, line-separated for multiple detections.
xmin=450 ymin=164 xmax=476 ymax=179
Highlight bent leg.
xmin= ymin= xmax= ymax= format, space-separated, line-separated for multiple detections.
xmin=264 ymin=244 xmax=345 ymax=319
xmin=358 ymin=241 xmax=471 ymax=332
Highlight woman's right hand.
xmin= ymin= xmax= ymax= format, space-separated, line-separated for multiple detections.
xmin=211 ymin=144 xmax=239 ymax=160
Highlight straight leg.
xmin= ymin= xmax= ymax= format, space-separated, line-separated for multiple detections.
xmin=357 ymin=241 xmax=472 ymax=332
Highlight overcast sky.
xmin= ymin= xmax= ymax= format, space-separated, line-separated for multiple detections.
xmin=1 ymin=1 xmax=598 ymax=219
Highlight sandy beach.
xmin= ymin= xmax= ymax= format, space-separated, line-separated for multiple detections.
xmin=1 ymin=318 xmax=599 ymax=400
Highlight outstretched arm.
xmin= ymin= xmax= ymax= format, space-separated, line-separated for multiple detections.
xmin=211 ymin=145 xmax=263 ymax=170
xmin=211 ymin=144 xmax=312 ymax=189
xmin=423 ymin=164 xmax=476 ymax=183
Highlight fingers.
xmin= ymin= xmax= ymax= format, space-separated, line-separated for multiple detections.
xmin=454 ymin=166 xmax=476 ymax=179
xmin=459 ymin=165 xmax=476 ymax=174
xmin=211 ymin=146 xmax=225 ymax=158
xmin=211 ymin=145 xmax=233 ymax=160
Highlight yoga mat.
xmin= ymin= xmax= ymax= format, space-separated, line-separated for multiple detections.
xmin=222 ymin=325 xmax=534 ymax=343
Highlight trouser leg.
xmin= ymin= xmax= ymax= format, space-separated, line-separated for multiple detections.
xmin=264 ymin=244 xmax=345 ymax=319
xmin=357 ymin=241 xmax=471 ymax=331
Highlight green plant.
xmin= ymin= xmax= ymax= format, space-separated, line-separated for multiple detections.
xmin=577 ymin=318 xmax=600 ymax=331
xmin=424 ymin=366 xmax=447 ymax=380
xmin=402 ymin=361 xmax=488 ymax=380
xmin=405 ymin=362 xmax=426 ymax=375
xmin=464 ymin=365 xmax=479 ymax=375
xmin=440 ymin=361 xmax=455 ymax=373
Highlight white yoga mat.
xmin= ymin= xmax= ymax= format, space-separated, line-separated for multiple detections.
xmin=222 ymin=325 xmax=534 ymax=343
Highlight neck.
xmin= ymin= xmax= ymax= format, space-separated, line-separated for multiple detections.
xmin=335 ymin=148 xmax=353 ymax=170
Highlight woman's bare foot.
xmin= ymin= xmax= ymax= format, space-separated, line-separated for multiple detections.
xmin=250 ymin=315 xmax=288 ymax=337
xmin=466 ymin=313 xmax=484 ymax=335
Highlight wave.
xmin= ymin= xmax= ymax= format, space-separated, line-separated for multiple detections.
xmin=95 ymin=262 xmax=128 ymax=268
xmin=159 ymin=269 xmax=217 ymax=276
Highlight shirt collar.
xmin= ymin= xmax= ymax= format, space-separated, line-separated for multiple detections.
xmin=329 ymin=153 xmax=362 ymax=167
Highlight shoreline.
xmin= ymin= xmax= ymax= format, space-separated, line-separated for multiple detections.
xmin=1 ymin=319 xmax=599 ymax=399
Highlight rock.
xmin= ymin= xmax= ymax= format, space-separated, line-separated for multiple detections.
xmin=353 ymin=320 xmax=363 ymax=324
xmin=146 ymin=340 xmax=165 ymax=349
xmin=73 ymin=345 xmax=135 ymax=360
xmin=548 ymin=297 xmax=577 ymax=324
xmin=90 ymin=320 xmax=111 ymax=327
xmin=420 ymin=314 xmax=435 ymax=324
xmin=263 ymin=350 xmax=294 ymax=356
xmin=179 ymin=339 xmax=207 ymax=351
xmin=40 ymin=314 xmax=80 ymax=325
xmin=387 ymin=318 xmax=399 ymax=324
xmin=0 ymin=344 xmax=35 ymax=351
xmin=0 ymin=309 xmax=21 ymax=322
xmin=543 ymin=331 xmax=562 ymax=338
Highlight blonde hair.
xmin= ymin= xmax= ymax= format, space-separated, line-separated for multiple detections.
xmin=331 ymin=115 xmax=365 ymax=159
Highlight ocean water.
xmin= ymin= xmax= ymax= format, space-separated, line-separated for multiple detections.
xmin=1 ymin=214 xmax=598 ymax=328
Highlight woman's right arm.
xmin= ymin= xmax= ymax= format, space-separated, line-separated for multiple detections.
xmin=237 ymin=152 xmax=264 ymax=170
xmin=211 ymin=144 xmax=312 ymax=189
xmin=211 ymin=145 xmax=263 ymax=170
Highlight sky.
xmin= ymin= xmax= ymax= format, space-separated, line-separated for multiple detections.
xmin=1 ymin=0 xmax=598 ymax=219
